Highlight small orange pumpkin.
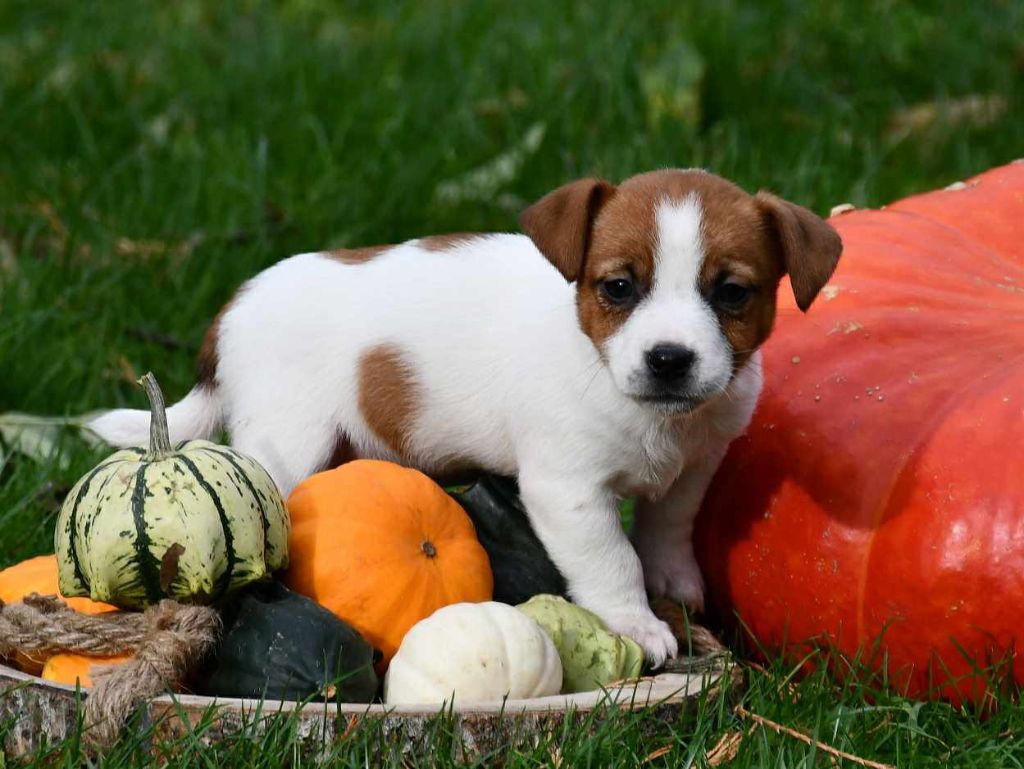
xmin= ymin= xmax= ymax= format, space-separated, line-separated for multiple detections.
xmin=41 ymin=653 xmax=132 ymax=688
xmin=0 ymin=555 xmax=120 ymax=614
xmin=0 ymin=555 xmax=120 ymax=675
xmin=283 ymin=460 xmax=493 ymax=665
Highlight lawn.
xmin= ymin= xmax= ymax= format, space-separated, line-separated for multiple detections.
xmin=1 ymin=0 xmax=1023 ymax=765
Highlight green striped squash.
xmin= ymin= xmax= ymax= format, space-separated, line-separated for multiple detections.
xmin=55 ymin=373 xmax=289 ymax=609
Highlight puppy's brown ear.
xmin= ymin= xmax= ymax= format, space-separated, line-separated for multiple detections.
xmin=756 ymin=192 xmax=843 ymax=312
xmin=520 ymin=178 xmax=616 ymax=282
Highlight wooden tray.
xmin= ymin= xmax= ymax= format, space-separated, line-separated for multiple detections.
xmin=0 ymin=655 xmax=740 ymax=758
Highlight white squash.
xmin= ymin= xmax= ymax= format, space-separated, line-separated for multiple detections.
xmin=384 ymin=602 xmax=562 ymax=706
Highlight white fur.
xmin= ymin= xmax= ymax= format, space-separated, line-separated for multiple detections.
xmin=605 ymin=195 xmax=732 ymax=401
xmin=632 ymin=357 xmax=763 ymax=610
xmin=89 ymin=221 xmax=762 ymax=665
xmin=90 ymin=386 xmax=220 ymax=447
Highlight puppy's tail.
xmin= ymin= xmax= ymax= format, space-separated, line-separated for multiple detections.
xmin=87 ymin=385 xmax=222 ymax=448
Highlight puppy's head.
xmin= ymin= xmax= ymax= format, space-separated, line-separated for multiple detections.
xmin=520 ymin=169 xmax=842 ymax=413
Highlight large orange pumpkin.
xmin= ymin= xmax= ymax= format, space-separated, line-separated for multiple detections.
xmin=695 ymin=162 xmax=1024 ymax=704
xmin=0 ymin=555 xmax=121 ymax=675
xmin=283 ymin=460 xmax=493 ymax=664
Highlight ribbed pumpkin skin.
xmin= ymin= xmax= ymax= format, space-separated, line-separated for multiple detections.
xmin=694 ymin=163 xmax=1024 ymax=703
xmin=55 ymin=440 xmax=289 ymax=608
xmin=384 ymin=602 xmax=562 ymax=705
xmin=283 ymin=460 xmax=493 ymax=665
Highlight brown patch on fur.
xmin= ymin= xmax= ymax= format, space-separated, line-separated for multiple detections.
xmin=567 ymin=169 xmax=838 ymax=370
xmin=358 ymin=344 xmax=421 ymax=458
xmin=326 ymin=245 xmax=392 ymax=264
xmin=716 ymin=296 xmax=777 ymax=371
xmin=417 ymin=233 xmax=481 ymax=251
xmin=688 ymin=175 xmax=786 ymax=370
xmin=574 ymin=179 xmax=657 ymax=350
xmin=196 ymin=284 xmax=250 ymax=389
xmin=692 ymin=176 xmax=840 ymax=367
xmin=196 ymin=313 xmax=222 ymax=389
xmin=755 ymin=192 xmax=843 ymax=311
xmin=520 ymin=178 xmax=616 ymax=281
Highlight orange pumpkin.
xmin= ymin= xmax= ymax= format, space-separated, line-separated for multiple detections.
xmin=0 ymin=555 xmax=120 ymax=614
xmin=41 ymin=653 xmax=132 ymax=688
xmin=283 ymin=460 xmax=493 ymax=665
xmin=0 ymin=555 xmax=120 ymax=675
xmin=695 ymin=162 xmax=1024 ymax=704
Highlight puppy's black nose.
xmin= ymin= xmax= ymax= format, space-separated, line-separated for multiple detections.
xmin=645 ymin=344 xmax=695 ymax=381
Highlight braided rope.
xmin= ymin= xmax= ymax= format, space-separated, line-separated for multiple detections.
xmin=0 ymin=592 xmax=719 ymax=748
xmin=0 ymin=594 xmax=220 ymax=747
xmin=0 ymin=595 xmax=145 ymax=656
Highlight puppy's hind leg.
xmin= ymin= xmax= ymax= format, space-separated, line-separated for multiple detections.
xmin=632 ymin=448 xmax=725 ymax=613
xmin=635 ymin=354 xmax=764 ymax=612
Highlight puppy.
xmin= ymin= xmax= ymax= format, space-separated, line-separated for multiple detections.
xmin=90 ymin=169 xmax=842 ymax=664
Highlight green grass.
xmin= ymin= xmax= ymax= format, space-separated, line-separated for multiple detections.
xmin=0 ymin=0 xmax=1022 ymax=765
xmin=6 ymin=651 xmax=1024 ymax=768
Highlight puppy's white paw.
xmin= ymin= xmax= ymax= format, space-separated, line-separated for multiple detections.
xmin=601 ymin=607 xmax=678 ymax=667
xmin=639 ymin=547 xmax=706 ymax=614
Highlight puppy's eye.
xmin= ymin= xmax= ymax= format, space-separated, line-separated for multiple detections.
xmin=714 ymin=280 xmax=752 ymax=310
xmin=601 ymin=278 xmax=635 ymax=304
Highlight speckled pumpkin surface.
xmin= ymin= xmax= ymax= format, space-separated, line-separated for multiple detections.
xmin=695 ymin=162 xmax=1024 ymax=703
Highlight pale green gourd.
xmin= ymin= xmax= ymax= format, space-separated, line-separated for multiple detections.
xmin=517 ymin=594 xmax=645 ymax=693
xmin=55 ymin=373 xmax=289 ymax=609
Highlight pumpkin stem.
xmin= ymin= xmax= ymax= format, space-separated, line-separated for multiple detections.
xmin=139 ymin=372 xmax=173 ymax=459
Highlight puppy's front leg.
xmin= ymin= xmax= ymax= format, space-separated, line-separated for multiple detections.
xmin=518 ymin=468 xmax=678 ymax=665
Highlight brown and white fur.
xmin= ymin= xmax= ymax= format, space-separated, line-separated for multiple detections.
xmin=89 ymin=169 xmax=842 ymax=664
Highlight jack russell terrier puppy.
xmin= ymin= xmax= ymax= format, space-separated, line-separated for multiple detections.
xmin=90 ymin=169 xmax=842 ymax=664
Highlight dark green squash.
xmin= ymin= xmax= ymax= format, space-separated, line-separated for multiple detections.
xmin=448 ymin=475 xmax=567 ymax=606
xmin=195 ymin=581 xmax=379 ymax=703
